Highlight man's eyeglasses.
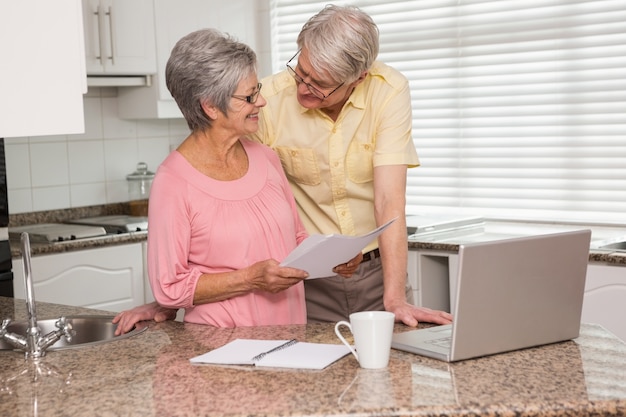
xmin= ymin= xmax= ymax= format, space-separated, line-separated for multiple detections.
xmin=232 ymin=83 xmax=262 ymax=104
xmin=286 ymin=50 xmax=344 ymax=100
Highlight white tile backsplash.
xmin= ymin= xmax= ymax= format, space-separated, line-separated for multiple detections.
xmin=70 ymin=182 xmax=108 ymax=207
xmin=137 ymin=118 xmax=170 ymax=138
xmin=29 ymin=133 xmax=69 ymax=144
xmin=5 ymin=142 xmax=30 ymax=189
xmin=106 ymin=180 xmax=131 ymax=204
xmin=5 ymin=86 xmax=188 ymax=214
xmin=138 ymin=137 xmax=171 ymax=173
xmin=32 ymin=185 xmax=70 ymax=212
xmin=30 ymin=142 xmax=70 ymax=187
xmin=68 ymin=141 xmax=106 ymax=184
xmin=7 ymin=189 xmax=32 ymax=214
xmin=103 ymin=139 xmax=141 ymax=182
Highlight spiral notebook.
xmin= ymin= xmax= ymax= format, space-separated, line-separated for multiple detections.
xmin=190 ymin=339 xmax=351 ymax=370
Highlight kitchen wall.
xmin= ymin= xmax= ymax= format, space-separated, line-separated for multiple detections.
xmin=4 ymin=87 xmax=189 ymax=215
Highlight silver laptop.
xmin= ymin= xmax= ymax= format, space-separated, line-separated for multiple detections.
xmin=392 ymin=229 xmax=592 ymax=362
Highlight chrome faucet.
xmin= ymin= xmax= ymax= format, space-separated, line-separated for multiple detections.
xmin=0 ymin=232 xmax=74 ymax=359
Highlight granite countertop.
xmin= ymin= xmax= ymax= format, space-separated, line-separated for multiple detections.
xmin=9 ymin=230 xmax=147 ymax=258
xmin=1 ymin=298 xmax=625 ymax=417
xmin=9 ymin=205 xmax=626 ymax=264
xmin=408 ymin=219 xmax=626 ymax=266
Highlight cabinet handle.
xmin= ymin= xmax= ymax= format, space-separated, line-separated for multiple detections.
xmin=106 ymin=6 xmax=115 ymax=65
xmin=94 ymin=5 xmax=104 ymax=64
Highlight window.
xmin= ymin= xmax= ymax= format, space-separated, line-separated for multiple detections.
xmin=270 ymin=0 xmax=626 ymax=224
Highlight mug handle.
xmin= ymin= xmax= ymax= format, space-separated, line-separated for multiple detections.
xmin=335 ymin=321 xmax=359 ymax=361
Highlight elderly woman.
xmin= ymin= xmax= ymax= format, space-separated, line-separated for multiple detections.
xmin=113 ymin=28 xmax=364 ymax=334
xmin=117 ymin=28 xmax=319 ymax=330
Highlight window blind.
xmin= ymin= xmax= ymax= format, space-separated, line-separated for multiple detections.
xmin=270 ymin=0 xmax=626 ymax=224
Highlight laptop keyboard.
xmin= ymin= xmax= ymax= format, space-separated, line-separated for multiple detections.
xmin=426 ymin=337 xmax=452 ymax=349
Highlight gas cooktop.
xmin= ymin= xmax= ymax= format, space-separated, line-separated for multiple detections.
xmin=10 ymin=215 xmax=148 ymax=243
xmin=9 ymin=223 xmax=108 ymax=243
xmin=67 ymin=215 xmax=148 ymax=234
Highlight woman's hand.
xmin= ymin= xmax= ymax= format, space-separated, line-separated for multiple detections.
xmin=333 ymin=252 xmax=364 ymax=278
xmin=249 ymin=260 xmax=309 ymax=293
xmin=193 ymin=260 xmax=309 ymax=305
xmin=112 ymin=302 xmax=178 ymax=335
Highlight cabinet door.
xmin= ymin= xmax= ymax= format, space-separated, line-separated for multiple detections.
xmin=13 ymin=244 xmax=144 ymax=312
xmin=153 ymin=0 xmax=258 ymax=102
xmin=0 ymin=0 xmax=85 ymax=138
xmin=582 ymin=264 xmax=626 ymax=342
xmin=118 ymin=0 xmax=266 ymax=119
xmin=142 ymin=241 xmax=155 ymax=303
xmin=407 ymin=249 xmax=457 ymax=312
xmin=82 ymin=0 xmax=156 ymax=75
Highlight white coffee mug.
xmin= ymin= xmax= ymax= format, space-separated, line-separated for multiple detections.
xmin=334 ymin=311 xmax=395 ymax=369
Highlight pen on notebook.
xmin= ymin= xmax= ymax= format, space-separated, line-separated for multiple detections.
xmin=251 ymin=339 xmax=298 ymax=362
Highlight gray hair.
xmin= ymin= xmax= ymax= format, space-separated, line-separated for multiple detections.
xmin=165 ymin=28 xmax=257 ymax=131
xmin=297 ymin=5 xmax=379 ymax=84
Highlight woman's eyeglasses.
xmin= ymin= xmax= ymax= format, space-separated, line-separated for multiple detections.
xmin=232 ymin=83 xmax=262 ymax=104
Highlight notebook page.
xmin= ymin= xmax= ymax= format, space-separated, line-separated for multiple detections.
xmin=256 ymin=342 xmax=351 ymax=370
xmin=190 ymin=339 xmax=290 ymax=365
xmin=190 ymin=339 xmax=351 ymax=370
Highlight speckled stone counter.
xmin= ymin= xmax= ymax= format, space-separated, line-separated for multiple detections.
xmin=9 ymin=230 xmax=148 ymax=258
xmin=1 ymin=298 xmax=625 ymax=417
xmin=10 ymin=205 xmax=626 ymax=265
xmin=407 ymin=239 xmax=626 ymax=266
xmin=408 ymin=220 xmax=626 ymax=266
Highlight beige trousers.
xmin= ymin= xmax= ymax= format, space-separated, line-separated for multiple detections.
xmin=304 ymin=256 xmax=414 ymax=323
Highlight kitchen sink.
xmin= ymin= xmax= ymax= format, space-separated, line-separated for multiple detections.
xmin=590 ymin=235 xmax=626 ymax=252
xmin=0 ymin=315 xmax=147 ymax=351
xmin=595 ymin=241 xmax=626 ymax=251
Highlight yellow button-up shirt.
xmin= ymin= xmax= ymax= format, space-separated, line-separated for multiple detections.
xmin=250 ymin=61 xmax=419 ymax=250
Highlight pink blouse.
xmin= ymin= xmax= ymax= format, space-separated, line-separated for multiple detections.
xmin=147 ymin=139 xmax=308 ymax=327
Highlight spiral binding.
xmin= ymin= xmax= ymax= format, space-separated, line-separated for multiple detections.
xmin=251 ymin=339 xmax=298 ymax=362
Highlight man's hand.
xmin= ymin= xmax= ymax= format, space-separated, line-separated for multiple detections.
xmin=386 ymin=300 xmax=453 ymax=327
xmin=333 ymin=252 xmax=364 ymax=278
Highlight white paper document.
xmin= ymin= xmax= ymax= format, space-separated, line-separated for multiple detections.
xmin=280 ymin=217 xmax=397 ymax=279
xmin=189 ymin=339 xmax=351 ymax=370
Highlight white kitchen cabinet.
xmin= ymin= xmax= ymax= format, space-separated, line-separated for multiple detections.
xmin=0 ymin=0 xmax=86 ymax=138
xmin=581 ymin=263 xmax=626 ymax=342
xmin=82 ymin=0 xmax=156 ymax=76
xmin=407 ymin=249 xmax=458 ymax=313
xmin=118 ymin=0 xmax=268 ymax=119
xmin=142 ymin=241 xmax=155 ymax=304
xmin=13 ymin=243 xmax=145 ymax=313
